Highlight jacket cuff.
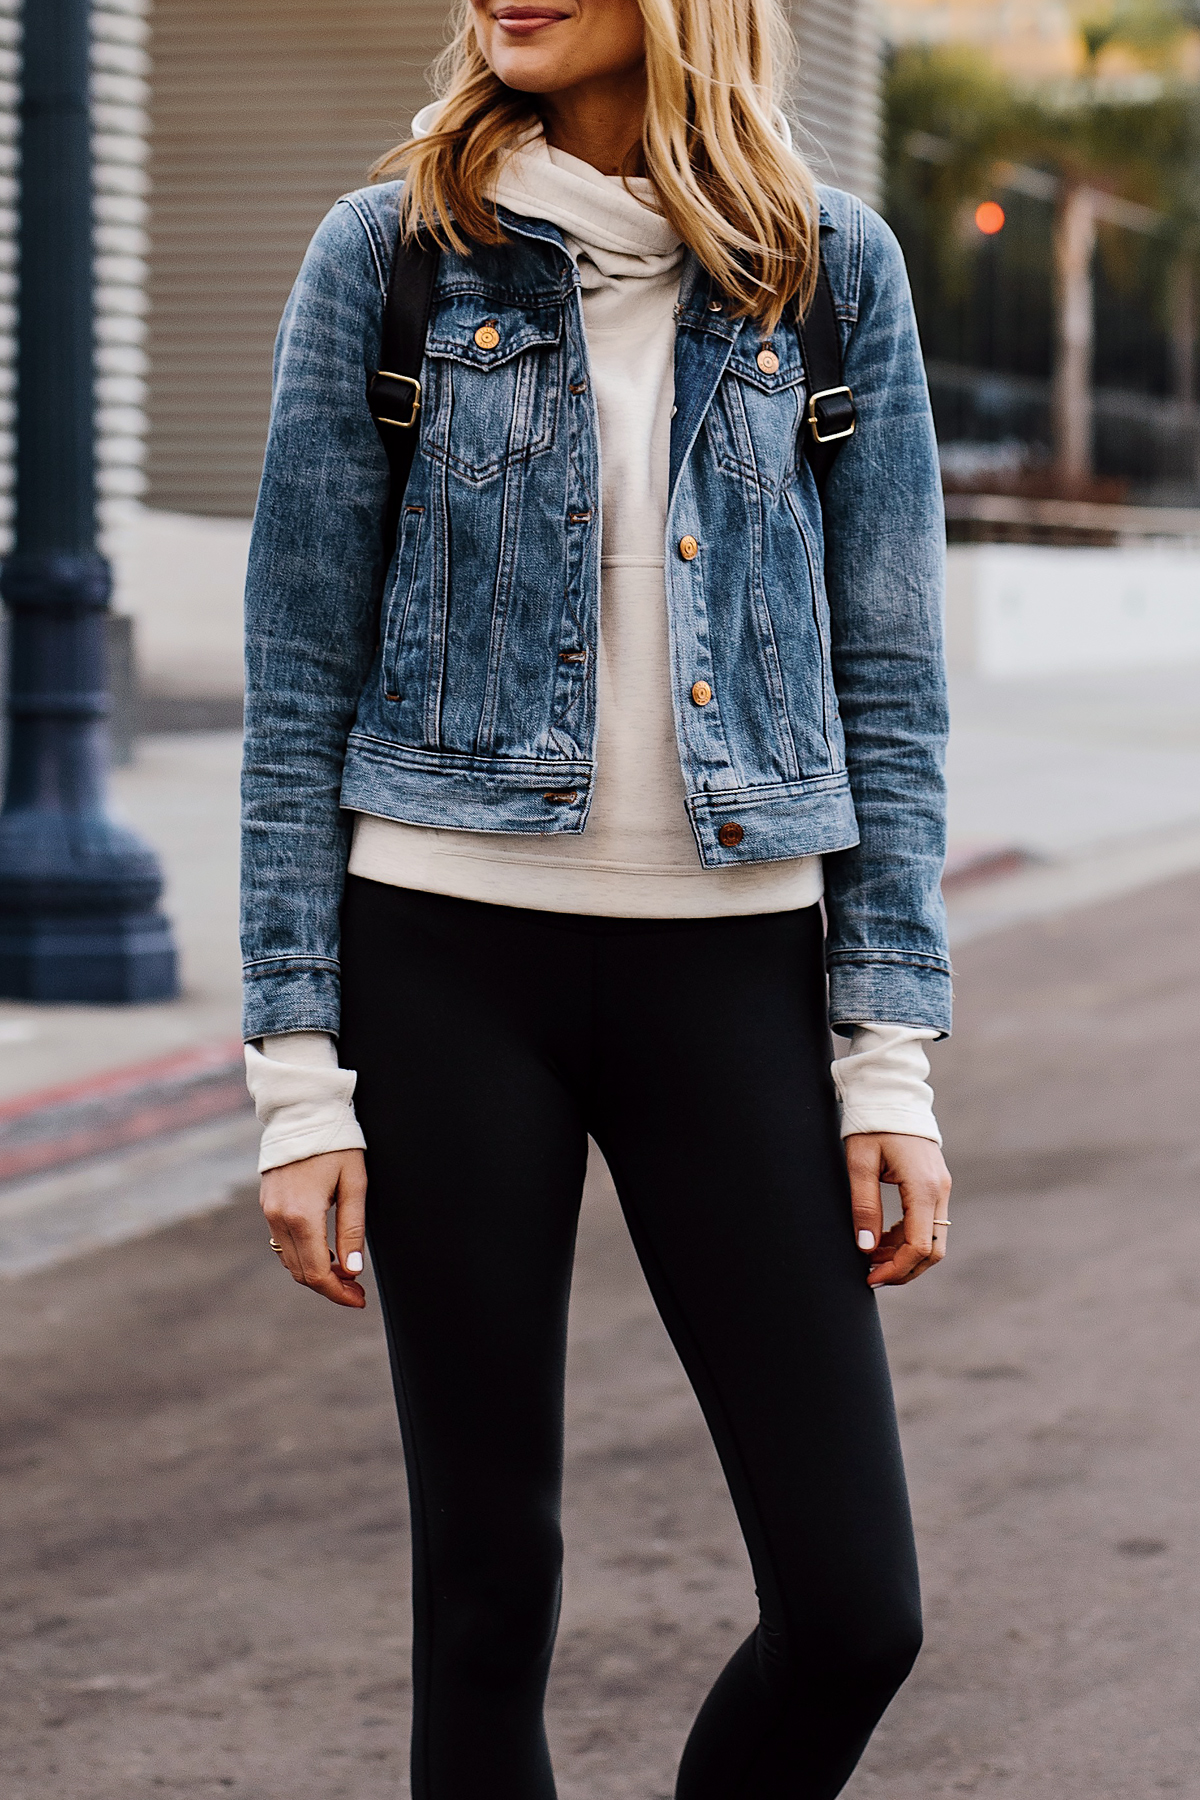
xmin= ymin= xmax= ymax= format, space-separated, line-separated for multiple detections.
xmin=827 ymin=955 xmax=953 ymax=1036
xmin=242 ymin=961 xmax=342 ymax=1040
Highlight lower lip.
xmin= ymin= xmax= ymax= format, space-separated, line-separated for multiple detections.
xmin=494 ymin=12 xmax=565 ymax=32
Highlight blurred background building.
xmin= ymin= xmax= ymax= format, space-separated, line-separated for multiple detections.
xmin=885 ymin=0 xmax=1200 ymax=511
xmin=0 ymin=0 xmax=886 ymax=719
xmin=141 ymin=0 xmax=882 ymax=520
xmin=4 ymin=0 xmax=1199 ymax=709
xmin=23 ymin=0 xmax=881 ymax=531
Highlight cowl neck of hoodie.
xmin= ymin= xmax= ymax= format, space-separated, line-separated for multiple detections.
xmin=410 ymin=102 xmax=683 ymax=286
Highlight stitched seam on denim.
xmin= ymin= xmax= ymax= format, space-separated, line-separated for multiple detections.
xmin=847 ymin=194 xmax=866 ymax=321
xmin=381 ymin=507 xmax=425 ymax=700
xmin=243 ymin=956 xmax=341 ymax=973
xmin=826 ymin=950 xmax=952 ymax=970
xmin=687 ymin=773 xmax=851 ymax=809
xmin=338 ymin=194 xmax=388 ymax=300
xmin=738 ymin=384 xmax=802 ymax=783
xmin=785 ymin=486 xmax=838 ymax=772
xmin=477 ymin=379 xmax=539 ymax=753
xmin=346 ymin=733 xmax=591 ymax=775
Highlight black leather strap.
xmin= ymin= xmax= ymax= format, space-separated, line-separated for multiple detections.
xmin=368 ymin=231 xmax=442 ymax=551
xmin=795 ymin=260 xmax=856 ymax=498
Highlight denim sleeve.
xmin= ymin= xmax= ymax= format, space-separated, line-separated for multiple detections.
xmin=820 ymin=204 xmax=953 ymax=1035
xmin=240 ymin=197 xmax=392 ymax=1041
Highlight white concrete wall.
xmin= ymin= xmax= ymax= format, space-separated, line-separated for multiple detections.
xmin=946 ymin=543 xmax=1200 ymax=676
xmin=105 ymin=507 xmax=247 ymax=698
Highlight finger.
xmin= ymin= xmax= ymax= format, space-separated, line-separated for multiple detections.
xmin=868 ymin=1242 xmax=927 ymax=1287
xmin=290 ymin=1213 xmax=367 ymax=1307
xmin=867 ymin=1217 xmax=934 ymax=1287
xmin=261 ymin=1154 xmax=366 ymax=1309
xmin=877 ymin=1144 xmax=950 ymax=1286
xmin=843 ymin=1134 xmax=885 ymax=1255
xmin=264 ymin=1197 xmax=357 ymax=1305
xmin=284 ymin=1204 xmax=340 ymax=1291
xmin=333 ymin=1157 xmax=368 ymax=1279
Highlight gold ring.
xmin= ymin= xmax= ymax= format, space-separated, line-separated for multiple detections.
xmin=268 ymin=1237 xmax=285 ymax=1253
xmin=933 ymin=1218 xmax=951 ymax=1227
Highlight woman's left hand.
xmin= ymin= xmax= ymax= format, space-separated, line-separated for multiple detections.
xmin=844 ymin=1133 xmax=952 ymax=1288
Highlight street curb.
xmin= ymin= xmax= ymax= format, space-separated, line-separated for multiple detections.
xmin=0 ymin=1038 xmax=250 ymax=1185
xmin=943 ymin=842 xmax=1036 ymax=892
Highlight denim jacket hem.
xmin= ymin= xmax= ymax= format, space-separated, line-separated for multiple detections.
xmin=688 ymin=778 xmax=859 ymax=867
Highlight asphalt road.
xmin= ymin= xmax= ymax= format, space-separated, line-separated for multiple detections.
xmin=2 ymin=870 xmax=1198 ymax=1800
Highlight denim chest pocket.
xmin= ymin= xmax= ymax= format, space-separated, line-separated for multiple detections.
xmin=422 ymin=294 xmax=564 ymax=485
xmin=710 ymin=331 xmax=807 ymax=497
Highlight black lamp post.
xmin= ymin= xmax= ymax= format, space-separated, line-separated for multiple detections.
xmin=0 ymin=0 xmax=177 ymax=1002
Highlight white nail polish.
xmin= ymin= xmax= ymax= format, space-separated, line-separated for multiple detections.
xmin=346 ymin=1251 xmax=364 ymax=1274
xmin=857 ymin=1229 xmax=876 ymax=1252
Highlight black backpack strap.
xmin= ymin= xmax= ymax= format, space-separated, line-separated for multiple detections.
xmin=367 ymin=229 xmax=442 ymax=551
xmin=795 ymin=260 xmax=856 ymax=499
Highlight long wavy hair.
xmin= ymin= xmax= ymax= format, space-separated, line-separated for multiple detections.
xmin=372 ymin=0 xmax=820 ymax=333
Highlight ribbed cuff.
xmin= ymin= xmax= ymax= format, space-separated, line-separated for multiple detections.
xmin=245 ymin=1039 xmax=367 ymax=1173
xmin=832 ymin=1023 xmax=942 ymax=1147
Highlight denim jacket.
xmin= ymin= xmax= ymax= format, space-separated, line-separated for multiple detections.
xmin=241 ymin=180 xmax=951 ymax=1041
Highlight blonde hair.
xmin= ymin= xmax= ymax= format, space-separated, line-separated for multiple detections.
xmin=373 ymin=0 xmax=819 ymax=334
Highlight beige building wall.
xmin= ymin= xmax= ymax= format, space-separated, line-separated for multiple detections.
xmin=144 ymin=0 xmax=451 ymax=517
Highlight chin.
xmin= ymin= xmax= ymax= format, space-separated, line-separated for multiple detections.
xmin=491 ymin=59 xmax=564 ymax=92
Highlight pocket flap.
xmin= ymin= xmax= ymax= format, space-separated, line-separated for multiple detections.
xmin=426 ymin=295 xmax=564 ymax=369
xmin=726 ymin=323 xmax=807 ymax=393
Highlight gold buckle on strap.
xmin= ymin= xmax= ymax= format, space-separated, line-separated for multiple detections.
xmin=374 ymin=370 xmax=421 ymax=429
xmin=807 ymin=384 xmax=856 ymax=445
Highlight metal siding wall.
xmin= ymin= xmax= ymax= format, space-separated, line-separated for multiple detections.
xmin=145 ymin=0 xmax=453 ymax=517
xmin=791 ymin=0 xmax=882 ymax=206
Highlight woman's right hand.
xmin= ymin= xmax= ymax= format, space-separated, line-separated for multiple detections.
xmin=260 ymin=1149 xmax=368 ymax=1308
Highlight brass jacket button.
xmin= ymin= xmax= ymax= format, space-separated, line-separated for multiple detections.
xmin=756 ymin=347 xmax=780 ymax=374
xmin=717 ymin=821 xmax=744 ymax=849
xmin=691 ymin=680 xmax=713 ymax=706
xmin=474 ymin=322 xmax=501 ymax=350
xmin=678 ymin=534 xmax=699 ymax=560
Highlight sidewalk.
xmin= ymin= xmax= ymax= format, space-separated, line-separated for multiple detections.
xmin=6 ymin=661 xmax=1197 ymax=1099
xmin=2 ymin=652 xmax=1199 ymax=1273
xmin=0 ymin=731 xmax=251 ymax=1275
xmin=0 ymin=731 xmax=242 ymax=1104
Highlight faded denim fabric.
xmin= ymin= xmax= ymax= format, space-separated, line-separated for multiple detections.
xmin=241 ymin=181 xmax=951 ymax=1040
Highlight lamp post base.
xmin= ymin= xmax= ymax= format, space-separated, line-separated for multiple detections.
xmin=0 ymin=909 xmax=177 ymax=1002
xmin=0 ymin=804 xmax=180 ymax=1006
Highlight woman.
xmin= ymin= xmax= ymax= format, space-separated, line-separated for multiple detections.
xmin=241 ymin=0 xmax=953 ymax=1794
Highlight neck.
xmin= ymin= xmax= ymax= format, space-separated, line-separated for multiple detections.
xmin=538 ymin=66 xmax=648 ymax=175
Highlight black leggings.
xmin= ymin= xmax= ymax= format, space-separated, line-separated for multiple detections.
xmin=339 ymin=877 xmax=921 ymax=1800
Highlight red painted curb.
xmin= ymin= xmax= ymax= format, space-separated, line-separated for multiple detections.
xmin=0 ymin=1039 xmax=252 ymax=1185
